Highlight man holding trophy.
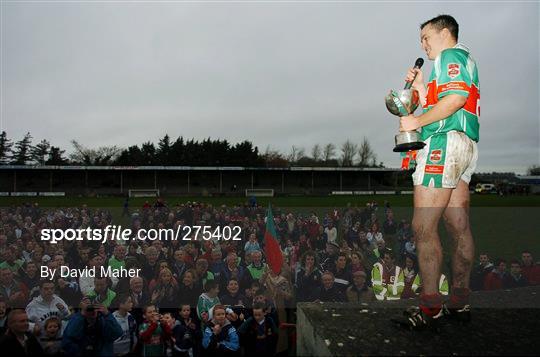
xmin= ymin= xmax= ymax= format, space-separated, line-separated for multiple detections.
xmin=387 ymin=15 xmax=480 ymax=329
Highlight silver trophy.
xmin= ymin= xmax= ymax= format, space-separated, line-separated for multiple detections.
xmin=385 ymin=58 xmax=426 ymax=152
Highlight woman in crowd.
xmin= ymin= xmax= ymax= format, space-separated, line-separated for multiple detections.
xmin=178 ymin=269 xmax=201 ymax=307
xmin=350 ymin=251 xmax=366 ymax=274
xmin=150 ymin=268 xmax=178 ymax=311
xmin=295 ymin=251 xmax=322 ymax=302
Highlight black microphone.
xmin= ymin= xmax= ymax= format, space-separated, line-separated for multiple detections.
xmin=404 ymin=58 xmax=424 ymax=90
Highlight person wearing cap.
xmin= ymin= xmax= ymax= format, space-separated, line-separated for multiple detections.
xmin=346 ymin=270 xmax=374 ymax=303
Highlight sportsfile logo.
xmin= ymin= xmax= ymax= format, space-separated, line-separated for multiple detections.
xmin=40 ymin=225 xmax=242 ymax=244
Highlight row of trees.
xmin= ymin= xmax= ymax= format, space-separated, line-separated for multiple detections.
xmin=278 ymin=139 xmax=381 ymax=167
xmin=0 ymin=132 xmax=68 ymax=165
xmin=0 ymin=131 xmax=382 ymax=168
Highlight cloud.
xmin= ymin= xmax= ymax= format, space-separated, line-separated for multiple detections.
xmin=2 ymin=2 xmax=538 ymax=173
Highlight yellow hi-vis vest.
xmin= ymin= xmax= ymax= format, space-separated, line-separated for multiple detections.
xmin=412 ymin=274 xmax=449 ymax=295
xmin=371 ymin=262 xmax=405 ymax=301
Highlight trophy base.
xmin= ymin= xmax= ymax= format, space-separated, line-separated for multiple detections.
xmin=393 ymin=131 xmax=426 ymax=152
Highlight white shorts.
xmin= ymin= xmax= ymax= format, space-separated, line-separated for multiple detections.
xmin=412 ymin=131 xmax=478 ymax=189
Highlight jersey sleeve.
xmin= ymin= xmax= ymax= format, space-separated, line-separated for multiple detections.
xmin=437 ymin=49 xmax=472 ymax=99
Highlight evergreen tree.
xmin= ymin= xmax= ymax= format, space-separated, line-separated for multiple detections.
xmin=170 ymin=137 xmax=185 ymax=165
xmin=11 ymin=132 xmax=33 ymax=165
xmin=140 ymin=142 xmax=156 ymax=165
xmin=46 ymin=146 xmax=68 ymax=165
xmin=30 ymin=139 xmax=51 ymax=165
xmin=0 ymin=131 xmax=13 ymax=165
xmin=157 ymin=134 xmax=172 ymax=165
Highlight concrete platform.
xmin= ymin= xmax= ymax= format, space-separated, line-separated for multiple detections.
xmin=297 ymin=286 xmax=540 ymax=356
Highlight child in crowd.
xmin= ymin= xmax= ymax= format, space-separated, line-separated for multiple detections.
xmin=197 ymin=280 xmax=220 ymax=324
xmin=40 ymin=317 xmax=63 ymax=355
xmin=161 ymin=312 xmax=176 ymax=356
xmin=172 ymin=304 xmax=200 ymax=357
xmin=112 ymin=294 xmax=138 ymax=356
xmin=202 ymin=305 xmax=239 ymax=355
xmin=139 ymin=305 xmax=173 ymax=357
xmin=238 ymin=303 xmax=278 ymax=356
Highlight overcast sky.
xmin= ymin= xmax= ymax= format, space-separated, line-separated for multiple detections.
xmin=2 ymin=1 xmax=539 ymax=173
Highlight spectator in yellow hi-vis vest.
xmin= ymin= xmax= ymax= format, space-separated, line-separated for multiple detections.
xmin=371 ymin=249 xmax=405 ymax=301
xmin=411 ymin=273 xmax=449 ymax=296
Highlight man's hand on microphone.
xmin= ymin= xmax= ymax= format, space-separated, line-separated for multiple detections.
xmin=399 ymin=115 xmax=421 ymax=132
xmin=405 ymin=68 xmax=427 ymax=106
xmin=405 ymin=68 xmax=424 ymax=90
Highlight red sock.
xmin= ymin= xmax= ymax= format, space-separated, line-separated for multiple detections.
xmin=420 ymin=293 xmax=443 ymax=317
xmin=449 ymin=287 xmax=470 ymax=309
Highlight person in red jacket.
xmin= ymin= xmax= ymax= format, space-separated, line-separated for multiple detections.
xmin=484 ymin=259 xmax=507 ymax=291
xmin=521 ymin=251 xmax=540 ymax=286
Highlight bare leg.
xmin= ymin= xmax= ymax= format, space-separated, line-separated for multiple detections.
xmin=443 ymin=180 xmax=475 ymax=290
xmin=413 ymin=185 xmax=453 ymax=295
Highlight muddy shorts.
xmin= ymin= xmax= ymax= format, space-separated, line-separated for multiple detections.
xmin=412 ymin=130 xmax=478 ymax=189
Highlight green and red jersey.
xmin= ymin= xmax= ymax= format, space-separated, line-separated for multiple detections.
xmin=422 ymin=43 xmax=480 ymax=141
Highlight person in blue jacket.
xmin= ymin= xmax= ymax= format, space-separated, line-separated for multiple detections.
xmin=62 ymin=297 xmax=123 ymax=356
xmin=202 ymin=304 xmax=239 ymax=356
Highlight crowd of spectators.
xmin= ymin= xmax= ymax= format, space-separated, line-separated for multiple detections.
xmin=0 ymin=199 xmax=538 ymax=356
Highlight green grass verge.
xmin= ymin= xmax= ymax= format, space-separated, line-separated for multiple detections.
xmin=1 ymin=194 xmax=539 ymax=208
